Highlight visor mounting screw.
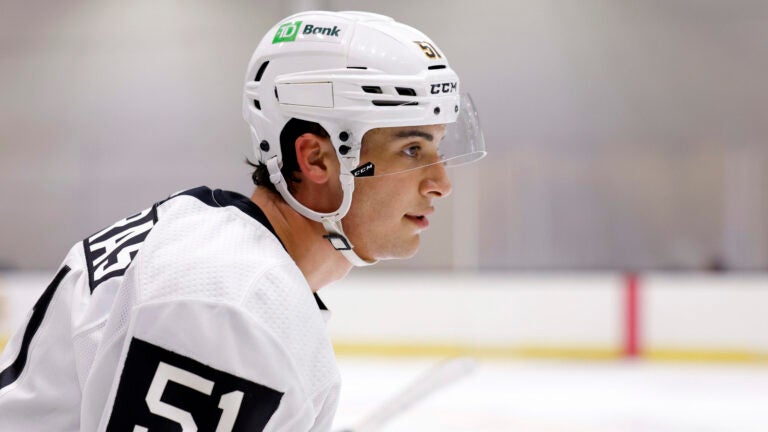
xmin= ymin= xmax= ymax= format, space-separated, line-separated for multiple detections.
xmin=455 ymin=104 xmax=459 ymax=113
xmin=339 ymin=131 xmax=350 ymax=142
xmin=339 ymin=145 xmax=351 ymax=155
xmin=433 ymin=106 xmax=441 ymax=115
xmin=260 ymin=140 xmax=270 ymax=152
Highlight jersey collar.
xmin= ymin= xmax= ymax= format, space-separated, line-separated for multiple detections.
xmin=209 ymin=187 xmax=332 ymax=317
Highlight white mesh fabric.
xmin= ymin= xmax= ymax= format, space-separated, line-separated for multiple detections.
xmin=243 ymin=264 xmax=340 ymax=398
xmin=310 ymin=381 xmax=341 ymax=431
xmin=138 ymin=195 xmax=288 ymax=305
xmin=72 ymin=322 xmax=106 ymax=390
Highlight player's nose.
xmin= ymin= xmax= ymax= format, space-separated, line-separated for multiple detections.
xmin=420 ymin=162 xmax=452 ymax=199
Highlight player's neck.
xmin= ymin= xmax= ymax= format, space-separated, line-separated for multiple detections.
xmin=250 ymin=188 xmax=352 ymax=292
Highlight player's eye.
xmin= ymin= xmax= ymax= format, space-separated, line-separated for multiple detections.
xmin=403 ymin=145 xmax=421 ymax=158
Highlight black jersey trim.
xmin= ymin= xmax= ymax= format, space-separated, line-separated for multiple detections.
xmin=0 ymin=266 xmax=71 ymax=391
xmin=162 ymin=185 xmax=218 ymax=208
xmin=313 ymin=293 xmax=328 ymax=311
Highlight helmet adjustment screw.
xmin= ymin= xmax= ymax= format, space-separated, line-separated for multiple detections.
xmin=339 ymin=145 xmax=351 ymax=155
xmin=339 ymin=131 xmax=350 ymax=142
xmin=433 ymin=106 xmax=441 ymax=115
xmin=260 ymin=140 xmax=270 ymax=152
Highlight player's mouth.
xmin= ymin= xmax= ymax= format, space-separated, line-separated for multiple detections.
xmin=405 ymin=208 xmax=433 ymax=229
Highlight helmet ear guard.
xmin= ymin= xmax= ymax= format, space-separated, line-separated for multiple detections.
xmin=265 ymin=155 xmax=373 ymax=267
xmin=243 ymin=11 xmax=485 ymax=266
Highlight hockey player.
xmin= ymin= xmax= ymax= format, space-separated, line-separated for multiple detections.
xmin=0 ymin=11 xmax=485 ymax=431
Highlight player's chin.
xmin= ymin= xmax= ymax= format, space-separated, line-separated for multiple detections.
xmin=379 ymin=235 xmax=421 ymax=261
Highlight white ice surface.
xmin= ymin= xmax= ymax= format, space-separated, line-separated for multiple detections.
xmin=333 ymin=357 xmax=768 ymax=432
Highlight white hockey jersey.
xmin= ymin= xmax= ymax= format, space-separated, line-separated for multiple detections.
xmin=0 ymin=186 xmax=340 ymax=431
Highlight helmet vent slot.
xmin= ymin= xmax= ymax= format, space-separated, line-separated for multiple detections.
xmin=253 ymin=100 xmax=261 ymax=110
xmin=362 ymin=86 xmax=383 ymax=94
xmin=395 ymin=87 xmax=417 ymax=96
xmin=372 ymin=100 xmax=418 ymax=107
xmin=254 ymin=61 xmax=270 ymax=82
xmin=347 ymin=66 xmax=368 ymax=70
xmin=428 ymin=65 xmax=447 ymax=70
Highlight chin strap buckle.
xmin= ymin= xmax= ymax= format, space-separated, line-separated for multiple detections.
xmin=321 ymin=218 xmax=377 ymax=266
xmin=323 ymin=232 xmax=352 ymax=251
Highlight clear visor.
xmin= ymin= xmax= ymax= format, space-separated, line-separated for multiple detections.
xmin=351 ymin=93 xmax=487 ymax=179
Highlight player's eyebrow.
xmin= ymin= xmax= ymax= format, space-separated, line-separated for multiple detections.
xmin=393 ymin=130 xmax=434 ymax=141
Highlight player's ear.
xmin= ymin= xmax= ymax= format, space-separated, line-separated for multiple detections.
xmin=295 ymin=133 xmax=334 ymax=184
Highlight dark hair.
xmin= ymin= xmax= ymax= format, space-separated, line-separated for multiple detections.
xmin=248 ymin=118 xmax=330 ymax=194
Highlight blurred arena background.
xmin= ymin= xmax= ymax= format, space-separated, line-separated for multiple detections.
xmin=1 ymin=1 xmax=767 ymax=430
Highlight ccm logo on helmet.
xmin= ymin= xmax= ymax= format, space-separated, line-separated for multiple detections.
xmin=430 ymin=82 xmax=458 ymax=94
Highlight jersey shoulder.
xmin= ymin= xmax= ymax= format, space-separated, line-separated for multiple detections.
xmin=133 ymin=186 xmax=293 ymax=307
xmin=80 ymin=186 xmax=287 ymax=297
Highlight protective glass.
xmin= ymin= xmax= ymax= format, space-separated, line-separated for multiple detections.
xmin=352 ymin=93 xmax=487 ymax=179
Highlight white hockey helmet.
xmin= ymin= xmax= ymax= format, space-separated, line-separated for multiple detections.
xmin=243 ymin=11 xmax=485 ymax=266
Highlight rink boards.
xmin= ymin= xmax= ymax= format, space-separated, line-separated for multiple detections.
xmin=2 ymin=271 xmax=768 ymax=362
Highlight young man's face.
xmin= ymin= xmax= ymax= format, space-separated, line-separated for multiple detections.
xmin=341 ymin=124 xmax=452 ymax=261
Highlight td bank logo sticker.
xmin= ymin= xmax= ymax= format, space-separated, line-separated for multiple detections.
xmin=273 ymin=21 xmax=346 ymax=45
xmin=273 ymin=21 xmax=302 ymax=43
